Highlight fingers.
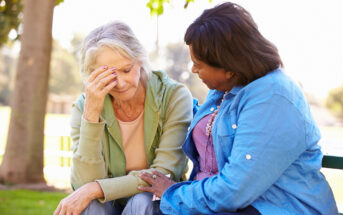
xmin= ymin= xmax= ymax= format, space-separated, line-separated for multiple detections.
xmin=84 ymin=66 xmax=117 ymax=107
xmin=152 ymin=170 xmax=168 ymax=179
xmin=59 ymin=204 xmax=67 ymax=215
xmin=102 ymin=80 xmax=117 ymax=94
xmin=53 ymin=194 xmax=83 ymax=215
xmin=93 ymin=67 xmax=116 ymax=84
xmin=96 ymin=72 xmax=117 ymax=90
xmin=87 ymin=66 xmax=116 ymax=88
xmin=54 ymin=202 xmax=62 ymax=215
xmin=139 ymin=172 xmax=155 ymax=185
xmin=138 ymin=185 xmax=154 ymax=193
xmin=88 ymin=65 xmax=109 ymax=82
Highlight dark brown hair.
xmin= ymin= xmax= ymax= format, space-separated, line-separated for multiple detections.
xmin=185 ymin=2 xmax=283 ymax=86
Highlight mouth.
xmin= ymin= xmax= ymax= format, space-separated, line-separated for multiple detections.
xmin=115 ymin=88 xmax=130 ymax=93
xmin=115 ymin=89 xmax=129 ymax=93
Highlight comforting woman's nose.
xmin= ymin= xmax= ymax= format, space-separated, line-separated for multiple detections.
xmin=191 ymin=66 xmax=198 ymax=74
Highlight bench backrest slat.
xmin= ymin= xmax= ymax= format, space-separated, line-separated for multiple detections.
xmin=322 ymin=155 xmax=343 ymax=170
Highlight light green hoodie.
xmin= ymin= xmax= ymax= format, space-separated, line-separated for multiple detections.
xmin=70 ymin=70 xmax=193 ymax=202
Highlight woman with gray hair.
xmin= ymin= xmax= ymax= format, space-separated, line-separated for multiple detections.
xmin=54 ymin=21 xmax=193 ymax=215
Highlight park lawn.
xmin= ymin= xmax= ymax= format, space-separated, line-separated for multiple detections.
xmin=0 ymin=189 xmax=68 ymax=215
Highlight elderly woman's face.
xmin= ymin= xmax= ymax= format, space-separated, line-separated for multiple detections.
xmin=94 ymin=46 xmax=142 ymax=101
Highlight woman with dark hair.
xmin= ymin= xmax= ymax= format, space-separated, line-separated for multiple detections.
xmin=139 ymin=2 xmax=338 ymax=214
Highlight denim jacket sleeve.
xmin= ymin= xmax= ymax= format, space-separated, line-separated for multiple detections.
xmin=160 ymin=93 xmax=309 ymax=214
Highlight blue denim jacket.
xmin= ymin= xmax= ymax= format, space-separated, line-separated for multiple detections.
xmin=160 ymin=69 xmax=338 ymax=215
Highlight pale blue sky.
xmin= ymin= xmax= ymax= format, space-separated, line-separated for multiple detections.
xmin=53 ymin=0 xmax=343 ymax=100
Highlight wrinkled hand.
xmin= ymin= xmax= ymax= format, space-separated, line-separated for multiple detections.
xmin=54 ymin=182 xmax=103 ymax=215
xmin=83 ymin=65 xmax=117 ymax=122
xmin=138 ymin=170 xmax=176 ymax=198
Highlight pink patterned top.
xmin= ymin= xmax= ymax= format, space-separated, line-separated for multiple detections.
xmin=192 ymin=114 xmax=219 ymax=181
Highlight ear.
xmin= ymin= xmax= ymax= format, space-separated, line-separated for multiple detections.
xmin=225 ymin=71 xmax=234 ymax=80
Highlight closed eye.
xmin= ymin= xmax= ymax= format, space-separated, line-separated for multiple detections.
xmin=122 ymin=65 xmax=134 ymax=73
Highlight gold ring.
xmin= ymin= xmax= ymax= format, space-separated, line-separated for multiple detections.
xmin=152 ymin=174 xmax=157 ymax=179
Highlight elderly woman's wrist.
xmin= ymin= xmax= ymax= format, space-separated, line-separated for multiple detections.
xmin=87 ymin=182 xmax=104 ymax=200
xmin=83 ymin=111 xmax=100 ymax=122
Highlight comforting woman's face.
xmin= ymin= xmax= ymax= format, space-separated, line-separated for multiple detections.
xmin=94 ymin=46 xmax=142 ymax=101
xmin=189 ymin=46 xmax=232 ymax=91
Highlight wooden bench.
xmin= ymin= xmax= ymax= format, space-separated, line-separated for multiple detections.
xmin=322 ymin=155 xmax=343 ymax=215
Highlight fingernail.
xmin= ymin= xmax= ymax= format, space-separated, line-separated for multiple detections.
xmin=112 ymin=72 xmax=117 ymax=75
xmin=103 ymin=65 xmax=108 ymax=69
xmin=110 ymin=67 xmax=116 ymax=71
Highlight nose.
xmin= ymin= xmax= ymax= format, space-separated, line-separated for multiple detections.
xmin=115 ymin=76 xmax=126 ymax=88
xmin=191 ymin=65 xmax=198 ymax=74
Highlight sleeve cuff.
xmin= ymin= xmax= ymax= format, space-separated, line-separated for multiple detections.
xmin=76 ymin=116 xmax=105 ymax=158
xmin=96 ymin=175 xmax=143 ymax=203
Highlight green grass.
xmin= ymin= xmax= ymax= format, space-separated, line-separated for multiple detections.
xmin=0 ymin=190 xmax=68 ymax=215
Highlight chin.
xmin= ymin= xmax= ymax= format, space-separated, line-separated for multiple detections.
xmin=109 ymin=90 xmax=132 ymax=101
xmin=206 ymin=84 xmax=216 ymax=90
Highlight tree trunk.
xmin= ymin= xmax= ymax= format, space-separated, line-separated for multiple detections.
xmin=0 ymin=0 xmax=56 ymax=184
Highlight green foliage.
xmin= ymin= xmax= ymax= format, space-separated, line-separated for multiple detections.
xmin=0 ymin=189 xmax=67 ymax=215
xmin=0 ymin=0 xmax=64 ymax=48
xmin=146 ymin=0 xmax=168 ymax=16
xmin=326 ymin=86 xmax=343 ymax=118
xmin=146 ymin=0 xmax=211 ymax=16
xmin=0 ymin=0 xmax=23 ymax=47
xmin=56 ymin=0 xmax=64 ymax=5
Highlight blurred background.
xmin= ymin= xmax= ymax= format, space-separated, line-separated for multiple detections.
xmin=0 ymin=0 xmax=342 ymax=214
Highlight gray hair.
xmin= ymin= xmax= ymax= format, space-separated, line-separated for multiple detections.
xmin=80 ymin=21 xmax=151 ymax=85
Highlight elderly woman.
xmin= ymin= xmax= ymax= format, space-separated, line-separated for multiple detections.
xmin=54 ymin=21 xmax=193 ymax=215
xmin=139 ymin=2 xmax=338 ymax=215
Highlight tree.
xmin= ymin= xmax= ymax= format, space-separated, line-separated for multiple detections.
xmin=326 ymin=86 xmax=343 ymax=118
xmin=0 ymin=0 xmax=57 ymax=184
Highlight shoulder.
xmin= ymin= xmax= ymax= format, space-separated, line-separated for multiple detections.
xmin=149 ymin=70 xmax=183 ymax=89
xmin=237 ymin=68 xmax=306 ymax=107
xmin=149 ymin=70 xmax=192 ymax=100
